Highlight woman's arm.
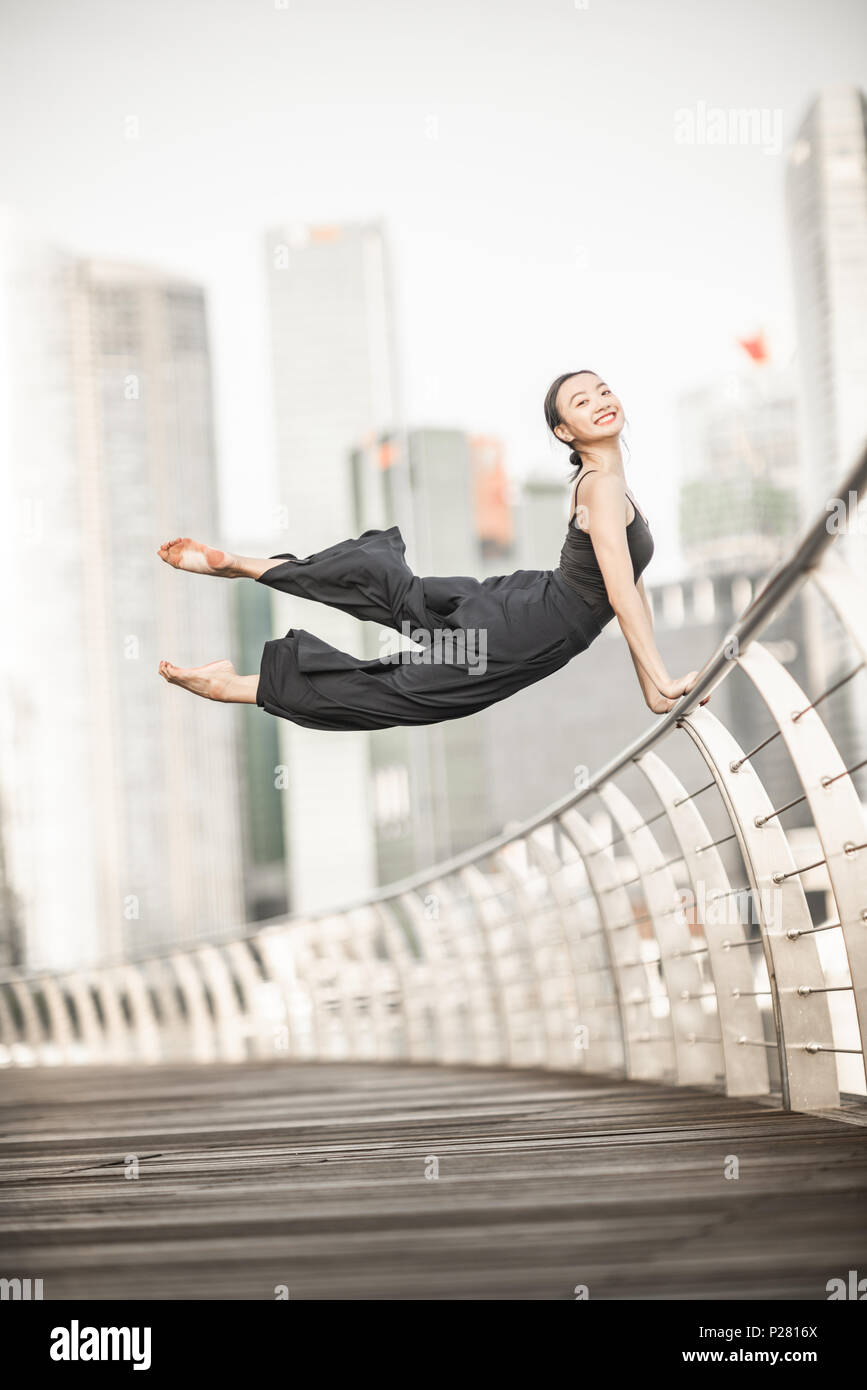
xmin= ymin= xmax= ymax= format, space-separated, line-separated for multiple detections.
xmin=579 ymin=474 xmax=697 ymax=706
xmin=630 ymin=576 xmax=711 ymax=712
xmin=628 ymin=578 xmax=675 ymax=712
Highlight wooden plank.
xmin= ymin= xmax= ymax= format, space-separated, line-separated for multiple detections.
xmin=0 ymin=1062 xmax=865 ymax=1300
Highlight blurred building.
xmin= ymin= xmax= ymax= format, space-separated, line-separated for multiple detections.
xmin=484 ymin=565 xmax=819 ymax=836
xmin=786 ymin=84 xmax=867 ymax=792
xmin=0 ymin=215 xmax=244 ymax=968
xmin=470 ymin=467 xmax=831 ymax=845
xmin=518 ymin=473 xmax=568 ymax=570
xmin=263 ymin=221 xmax=404 ymax=912
xmin=786 ymin=85 xmax=867 ymax=521
xmin=676 ymin=356 xmax=801 ymax=577
xmin=471 ymin=435 xmax=515 ymax=569
xmin=349 ymin=427 xmax=516 ymax=881
xmin=0 ymin=789 xmax=20 ymax=969
xmin=233 ymin=571 xmax=289 ymax=922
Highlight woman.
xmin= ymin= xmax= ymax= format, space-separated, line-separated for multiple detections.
xmin=157 ymin=369 xmax=706 ymax=727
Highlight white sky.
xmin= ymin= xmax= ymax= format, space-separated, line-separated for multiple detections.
xmin=2 ymin=0 xmax=866 ymax=579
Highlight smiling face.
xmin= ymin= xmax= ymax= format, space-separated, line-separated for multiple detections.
xmin=553 ymin=372 xmax=623 ymax=449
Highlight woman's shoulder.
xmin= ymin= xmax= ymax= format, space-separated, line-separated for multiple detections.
xmin=567 ymin=467 xmax=601 ymax=515
xmin=568 ymin=467 xmax=623 ymax=516
xmin=569 ymin=469 xmax=648 ymax=532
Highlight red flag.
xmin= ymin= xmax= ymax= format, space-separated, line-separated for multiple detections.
xmin=470 ymin=436 xmax=513 ymax=548
xmin=737 ymin=331 xmax=769 ymax=363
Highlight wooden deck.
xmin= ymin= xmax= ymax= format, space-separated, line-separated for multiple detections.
xmin=1 ymin=1061 xmax=865 ymax=1300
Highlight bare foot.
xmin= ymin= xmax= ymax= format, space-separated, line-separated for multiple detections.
xmin=158 ymin=658 xmax=237 ymax=701
xmin=157 ymin=537 xmax=243 ymax=577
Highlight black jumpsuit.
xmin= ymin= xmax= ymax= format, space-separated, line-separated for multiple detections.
xmin=255 ymin=472 xmax=654 ymax=732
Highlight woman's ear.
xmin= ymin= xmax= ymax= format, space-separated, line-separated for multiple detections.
xmin=554 ymin=424 xmax=572 ymax=445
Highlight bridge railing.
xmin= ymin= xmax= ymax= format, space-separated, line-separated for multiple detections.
xmin=2 ymin=447 xmax=867 ymax=1111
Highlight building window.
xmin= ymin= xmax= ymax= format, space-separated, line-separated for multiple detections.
xmin=663 ymin=585 xmax=685 ymax=628
xmin=166 ymin=289 xmax=206 ymax=352
xmin=693 ymin=578 xmax=715 ymax=623
xmin=373 ymin=764 xmax=411 ymax=833
xmin=731 ymin=576 xmax=753 ymax=616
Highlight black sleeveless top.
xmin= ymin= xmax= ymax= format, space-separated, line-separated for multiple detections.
xmin=557 ymin=469 xmax=655 ymax=612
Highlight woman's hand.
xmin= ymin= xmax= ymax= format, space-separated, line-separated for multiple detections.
xmin=645 ymin=689 xmax=678 ymax=714
xmin=647 ymin=670 xmax=711 ymax=713
xmin=659 ymin=670 xmax=700 ymax=699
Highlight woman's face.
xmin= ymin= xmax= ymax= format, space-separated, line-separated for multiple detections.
xmin=554 ymin=373 xmax=623 ymax=448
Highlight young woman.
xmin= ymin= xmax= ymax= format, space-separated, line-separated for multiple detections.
xmin=157 ymin=369 xmax=706 ymax=727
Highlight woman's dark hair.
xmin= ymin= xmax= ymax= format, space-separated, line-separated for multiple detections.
xmin=543 ymin=369 xmax=598 ymax=479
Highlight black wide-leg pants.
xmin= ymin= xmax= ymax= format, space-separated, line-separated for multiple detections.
xmin=254 ymin=526 xmax=605 ymax=732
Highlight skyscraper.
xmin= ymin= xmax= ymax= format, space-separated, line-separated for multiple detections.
xmin=404 ymin=429 xmax=507 ymax=862
xmin=786 ymin=86 xmax=867 ymax=525
xmin=348 ymin=427 xmax=511 ymax=877
xmin=518 ymin=472 xmax=568 ymax=573
xmin=0 ymin=214 xmax=244 ymax=968
xmin=263 ymin=221 xmax=403 ymax=911
xmin=233 ymin=570 xmax=289 ymax=922
xmin=785 ymin=85 xmax=867 ymax=790
xmin=676 ymin=358 xmax=801 ymax=576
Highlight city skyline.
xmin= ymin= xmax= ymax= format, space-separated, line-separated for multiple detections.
xmin=2 ymin=100 xmax=865 ymax=963
xmin=2 ymin=1 xmax=866 ymax=584
xmin=1 ymin=0 xmax=866 ymax=968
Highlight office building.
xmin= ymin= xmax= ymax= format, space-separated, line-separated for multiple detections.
xmin=786 ymin=85 xmax=867 ymax=789
xmin=0 ymin=216 xmax=244 ymax=967
xmin=263 ymin=221 xmax=403 ymax=911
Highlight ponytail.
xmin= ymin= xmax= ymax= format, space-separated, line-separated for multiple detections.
xmin=543 ymin=369 xmax=598 ymax=481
